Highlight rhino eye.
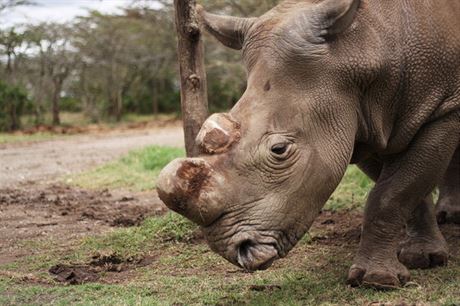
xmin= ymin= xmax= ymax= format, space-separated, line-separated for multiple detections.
xmin=271 ymin=143 xmax=289 ymax=155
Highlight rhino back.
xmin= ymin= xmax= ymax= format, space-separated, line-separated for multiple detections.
xmin=357 ymin=0 xmax=460 ymax=154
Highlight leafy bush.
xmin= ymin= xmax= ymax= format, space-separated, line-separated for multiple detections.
xmin=0 ymin=81 xmax=29 ymax=131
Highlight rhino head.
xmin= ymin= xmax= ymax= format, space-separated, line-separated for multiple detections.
xmin=158 ymin=0 xmax=365 ymax=271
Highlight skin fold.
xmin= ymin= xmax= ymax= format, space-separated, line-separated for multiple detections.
xmin=157 ymin=0 xmax=460 ymax=288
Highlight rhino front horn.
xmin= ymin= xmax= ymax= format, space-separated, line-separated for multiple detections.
xmin=156 ymin=158 xmax=223 ymax=226
xmin=196 ymin=113 xmax=241 ymax=154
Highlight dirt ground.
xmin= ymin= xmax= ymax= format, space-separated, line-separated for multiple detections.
xmin=0 ymin=183 xmax=169 ymax=266
xmin=0 ymin=125 xmax=183 ymax=268
xmin=0 ymin=124 xmax=184 ymax=187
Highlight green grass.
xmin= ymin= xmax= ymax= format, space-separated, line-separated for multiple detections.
xmin=325 ymin=166 xmax=374 ymax=211
xmin=1 ymin=228 xmax=458 ymax=305
xmin=69 ymin=146 xmax=185 ymax=191
xmin=81 ymin=212 xmax=197 ymax=258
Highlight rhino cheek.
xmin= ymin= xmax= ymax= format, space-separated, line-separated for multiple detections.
xmin=156 ymin=158 xmax=225 ymax=226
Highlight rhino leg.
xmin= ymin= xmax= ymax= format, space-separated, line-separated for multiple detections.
xmin=436 ymin=147 xmax=460 ymax=224
xmin=348 ymin=114 xmax=460 ymax=289
xmin=398 ymin=195 xmax=448 ymax=269
xmin=357 ymin=159 xmax=448 ymax=271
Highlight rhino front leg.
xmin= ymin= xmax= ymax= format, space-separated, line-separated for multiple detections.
xmin=348 ymin=113 xmax=460 ymax=289
xmin=357 ymin=159 xmax=449 ymax=271
xmin=436 ymin=147 xmax=460 ymax=224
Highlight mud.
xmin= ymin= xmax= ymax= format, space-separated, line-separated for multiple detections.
xmin=49 ymin=264 xmax=100 ymax=285
xmin=0 ymin=184 xmax=166 ymax=266
xmin=49 ymin=252 xmax=156 ymax=285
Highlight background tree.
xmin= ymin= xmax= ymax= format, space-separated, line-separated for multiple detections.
xmin=0 ymin=0 xmax=32 ymax=12
xmin=0 ymin=27 xmax=29 ymax=130
xmin=0 ymin=0 xmax=281 ymax=131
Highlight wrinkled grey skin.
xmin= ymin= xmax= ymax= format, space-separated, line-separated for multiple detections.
xmin=157 ymin=0 xmax=460 ymax=288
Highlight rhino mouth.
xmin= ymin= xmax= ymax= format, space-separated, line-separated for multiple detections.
xmin=236 ymin=240 xmax=279 ymax=271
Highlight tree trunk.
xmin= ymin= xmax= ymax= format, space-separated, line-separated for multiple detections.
xmin=116 ymin=88 xmax=123 ymax=122
xmin=10 ymin=99 xmax=19 ymax=131
xmin=174 ymin=0 xmax=209 ymax=157
xmin=52 ymin=81 xmax=61 ymax=126
xmin=34 ymin=78 xmax=45 ymax=125
xmin=152 ymin=80 xmax=159 ymax=115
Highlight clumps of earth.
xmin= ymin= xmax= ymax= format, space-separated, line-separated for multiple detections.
xmin=0 ymin=184 xmax=166 ymax=228
xmin=49 ymin=252 xmax=155 ymax=285
xmin=0 ymin=184 xmax=167 ymax=282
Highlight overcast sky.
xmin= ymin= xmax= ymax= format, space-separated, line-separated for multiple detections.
xmin=1 ymin=0 xmax=159 ymax=28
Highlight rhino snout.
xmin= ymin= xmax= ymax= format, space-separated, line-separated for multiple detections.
xmin=157 ymin=158 xmax=224 ymax=226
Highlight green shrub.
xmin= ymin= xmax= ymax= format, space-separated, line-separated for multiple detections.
xmin=0 ymin=81 xmax=30 ymax=131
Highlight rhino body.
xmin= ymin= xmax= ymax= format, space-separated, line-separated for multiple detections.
xmin=158 ymin=0 xmax=460 ymax=288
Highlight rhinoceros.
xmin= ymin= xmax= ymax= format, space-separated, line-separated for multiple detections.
xmin=157 ymin=0 xmax=460 ymax=288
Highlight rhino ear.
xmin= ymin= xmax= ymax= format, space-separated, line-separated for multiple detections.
xmin=315 ymin=0 xmax=361 ymax=37
xmin=197 ymin=5 xmax=256 ymax=50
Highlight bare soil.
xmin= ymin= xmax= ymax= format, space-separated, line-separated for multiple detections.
xmin=0 ymin=124 xmax=184 ymax=187
xmin=0 ymin=183 xmax=167 ymax=266
xmin=0 ymin=125 xmax=183 ymax=269
xmin=48 ymin=253 xmax=156 ymax=285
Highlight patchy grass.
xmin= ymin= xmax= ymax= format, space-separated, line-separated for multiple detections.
xmin=69 ymin=146 xmax=185 ymax=191
xmin=1 ymin=148 xmax=458 ymax=305
xmin=20 ymin=112 xmax=177 ymax=130
xmin=81 ymin=212 xmax=198 ymax=258
xmin=0 ymin=132 xmax=63 ymax=144
xmin=0 ymin=112 xmax=179 ymax=145
xmin=1 ymin=221 xmax=458 ymax=305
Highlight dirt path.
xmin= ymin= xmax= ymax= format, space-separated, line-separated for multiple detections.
xmin=0 ymin=126 xmax=184 ymax=188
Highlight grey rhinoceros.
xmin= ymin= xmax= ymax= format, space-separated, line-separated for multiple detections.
xmin=157 ymin=0 xmax=460 ymax=288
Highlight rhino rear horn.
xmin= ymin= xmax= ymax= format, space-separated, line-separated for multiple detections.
xmin=197 ymin=5 xmax=256 ymax=50
xmin=196 ymin=113 xmax=241 ymax=154
xmin=315 ymin=0 xmax=361 ymax=37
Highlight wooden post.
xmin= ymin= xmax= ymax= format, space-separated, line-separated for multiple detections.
xmin=174 ymin=0 xmax=209 ymax=157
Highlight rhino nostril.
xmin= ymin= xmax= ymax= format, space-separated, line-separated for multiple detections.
xmin=236 ymin=240 xmax=279 ymax=271
xmin=237 ymin=239 xmax=256 ymax=269
xmin=238 ymin=240 xmax=254 ymax=259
